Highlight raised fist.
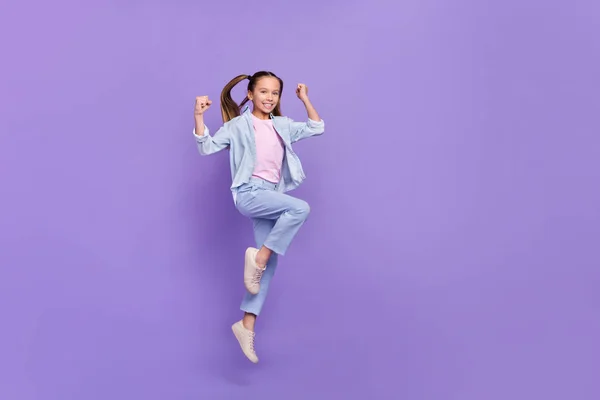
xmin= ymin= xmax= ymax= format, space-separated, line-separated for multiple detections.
xmin=295 ymin=84 xmax=309 ymax=101
xmin=195 ymin=96 xmax=212 ymax=116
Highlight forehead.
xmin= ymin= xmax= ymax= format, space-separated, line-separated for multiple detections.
xmin=255 ymin=77 xmax=280 ymax=91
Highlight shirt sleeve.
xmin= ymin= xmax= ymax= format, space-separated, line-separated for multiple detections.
xmin=288 ymin=117 xmax=325 ymax=143
xmin=193 ymin=123 xmax=232 ymax=155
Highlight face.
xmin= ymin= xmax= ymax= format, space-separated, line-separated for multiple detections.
xmin=248 ymin=77 xmax=280 ymax=116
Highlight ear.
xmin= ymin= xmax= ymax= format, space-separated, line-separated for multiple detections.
xmin=247 ymin=90 xmax=253 ymax=101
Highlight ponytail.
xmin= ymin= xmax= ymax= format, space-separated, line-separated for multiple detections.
xmin=220 ymin=74 xmax=251 ymax=123
xmin=219 ymin=71 xmax=284 ymax=123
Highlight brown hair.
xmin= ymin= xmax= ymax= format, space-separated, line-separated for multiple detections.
xmin=219 ymin=71 xmax=284 ymax=123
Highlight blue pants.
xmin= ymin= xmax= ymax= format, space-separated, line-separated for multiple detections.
xmin=235 ymin=177 xmax=310 ymax=316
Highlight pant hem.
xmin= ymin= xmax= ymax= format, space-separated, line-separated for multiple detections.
xmin=240 ymin=305 xmax=261 ymax=316
xmin=262 ymin=241 xmax=286 ymax=256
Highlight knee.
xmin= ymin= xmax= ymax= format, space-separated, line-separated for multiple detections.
xmin=294 ymin=200 xmax=310 ymax=219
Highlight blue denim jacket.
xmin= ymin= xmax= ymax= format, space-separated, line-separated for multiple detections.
xmin=193 ymin=108 xmax=325 ymax=202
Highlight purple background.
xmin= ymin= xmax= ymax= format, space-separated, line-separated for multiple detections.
xmin=1 ymin=0 xmax=599 ymax=399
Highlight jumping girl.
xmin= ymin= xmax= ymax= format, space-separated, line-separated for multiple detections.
xmin=192 ymin=71 xmax=325 ymax=363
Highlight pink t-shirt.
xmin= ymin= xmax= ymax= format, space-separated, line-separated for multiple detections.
xmin=251 ymin=114 xmax=285 ymax=183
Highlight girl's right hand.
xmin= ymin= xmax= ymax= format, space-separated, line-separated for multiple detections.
xmin=195 ymin=96 xmax=212 ymax=116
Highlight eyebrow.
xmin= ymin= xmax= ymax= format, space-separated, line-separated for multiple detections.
xmin=257 ymin=87 xmax=280 ymax=91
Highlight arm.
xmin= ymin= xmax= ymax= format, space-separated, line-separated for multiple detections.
xmin=302 ymin=97 xmax=320 ymax=122
xmin=194 ymin=113 xmax=206 ymax=137
xmin=289 ymin=84 xmax=325 ymax=143
xmin=193 ymin=96 xmax=231 ymax=155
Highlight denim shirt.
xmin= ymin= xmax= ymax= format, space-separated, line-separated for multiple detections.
xmin=193 ymin=108 xmax=325 ymax=203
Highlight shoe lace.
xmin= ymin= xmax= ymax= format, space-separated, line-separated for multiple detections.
xmin=251 ymin=266 xmax=265 ymax=286
xmin=248 ymin=331 xmax=256 ymax=352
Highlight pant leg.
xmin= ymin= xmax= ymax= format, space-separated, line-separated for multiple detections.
xmin=240 ymin=218 xmax=279 ymax=316
xmin=235 ymin=187 xmax=310 ymax=256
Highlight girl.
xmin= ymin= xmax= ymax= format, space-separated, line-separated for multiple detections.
xmin=192 ymin=71 xmax=325 ymax=363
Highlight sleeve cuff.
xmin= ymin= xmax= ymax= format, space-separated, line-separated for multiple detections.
xmin=192 ymin=125 xmax=210 ymax=140
xmin=307 ymin=118 xmax=325 ymax=129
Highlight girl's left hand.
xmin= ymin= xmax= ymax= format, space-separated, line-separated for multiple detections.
xmin=296 ymin=83 xmax=309 ymax=101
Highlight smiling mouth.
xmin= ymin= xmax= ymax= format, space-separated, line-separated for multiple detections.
xmin=263 ymin=103 xmax=274 ymax=109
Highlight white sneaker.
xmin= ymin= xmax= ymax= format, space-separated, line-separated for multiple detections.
xmin=231 ymin=320 xmax=258 ymax=363
xmin=244 ymin=247 xmax=265 ymax=295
